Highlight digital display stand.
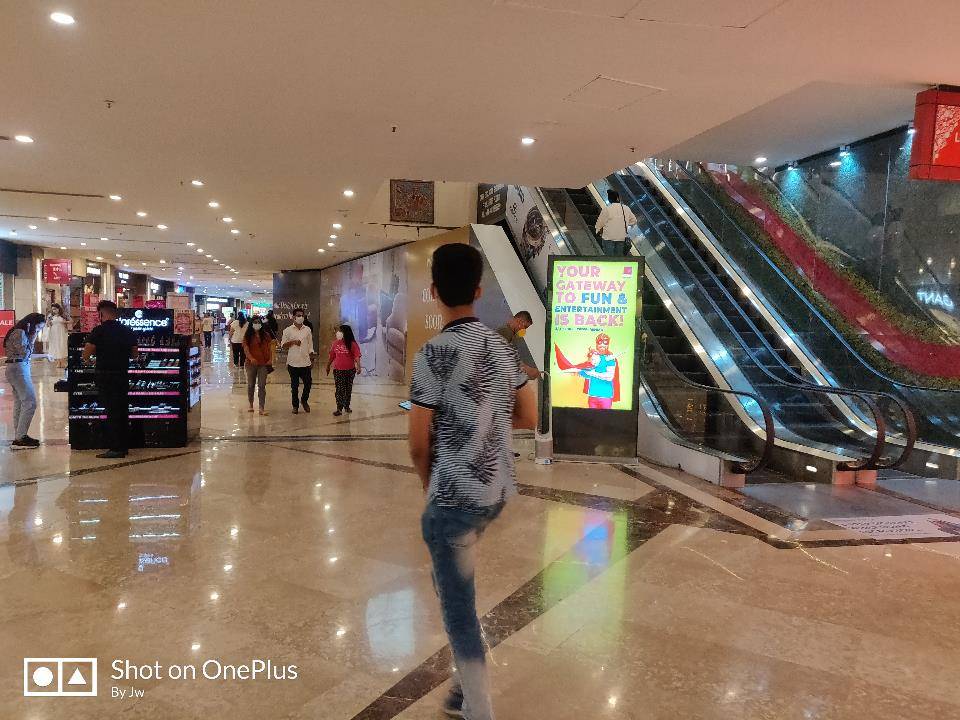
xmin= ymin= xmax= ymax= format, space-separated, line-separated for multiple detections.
xmin=545 ymin=255 xmax=643 ymax=459
xmin=67 ymin=309 xmax=201 ymax=449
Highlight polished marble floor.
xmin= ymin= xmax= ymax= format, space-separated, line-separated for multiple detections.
xmin=3 ymin=347 xmax=960 ymax=718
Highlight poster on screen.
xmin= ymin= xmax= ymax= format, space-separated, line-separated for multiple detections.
xmin=825 ymin=514 xmax=960 ymax=540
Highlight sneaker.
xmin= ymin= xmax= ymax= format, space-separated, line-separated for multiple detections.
xmin=21 ymin=436 xmax=41 ymax=447
xmin=96 ymin=450 xmax=128 ymax=459
xmin=10 ymin=437 xmax=37 ymax=450
xmin=292 ymin=407 xmax=299 ymax=414
xmin=333 ymin=410 xmax=343 ymax=417
xmin=345 ymin=407 xmax=352 ymax=414
xmin=302 ymin=400 xmax=311 ymax=413
xmin=442 ymin=689 xmax=465 ymax=718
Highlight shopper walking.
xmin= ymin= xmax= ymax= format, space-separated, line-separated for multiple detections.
xmin=325 ymin=324 xmax=360 ymax=416
xmin=408 ymin=243 xmax=538 ymax=720
xmin=82 ymin=301 xmax=137 ymax=458
xmin=243 ymin=316 xmax=274 ymax=415
xmin=265 ymin=309 xmax=279 ymax=337
xmin=229 ymin=312 xmax=248 ymax=370
xmin=595 ymin=188 xmax=637 ymax=256
xmin=46 ymin=303 xmax=69 ymax=368
xmin=201 ymin=312 xmax=214 ymax=348
xmin=4 ymin=313 xmax=46 ymax=449
xmin=281 ymin=308 xmax=315 ymax=413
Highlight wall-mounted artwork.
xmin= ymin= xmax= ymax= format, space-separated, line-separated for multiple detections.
xmin=390 ymin=179 xmax=435 ymax=224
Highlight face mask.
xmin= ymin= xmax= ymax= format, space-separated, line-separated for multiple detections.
xmin=335 ymin=331 xmax=344 ymax=340
xmin=517 ymin=328 xmax=526 ymax=338
xmin=253 ymin=323 xmax=262 ymax=331
xmin=294 ymin=316 xmax=304 ymax=326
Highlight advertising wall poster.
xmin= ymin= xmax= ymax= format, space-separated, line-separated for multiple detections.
xmin=548 ymin=257 xmax=640 ymax=411
xmin=174 ymin=309 xmax=195 ymax=335
xmin=0 ymin=309 xmax=14 ymax=351
xmin=167 ymin=293 xmax=191 ymax=310
xmin=42 ymin=259 xmax=72 ymax=285
xmin=81 ymin=307 xmax=100 ymax=333
xmin=504 ymin=185 xmax=563 ymax=292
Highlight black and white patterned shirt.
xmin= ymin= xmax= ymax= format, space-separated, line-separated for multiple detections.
xmin=411 ymin=317 xmax=528 ymax=512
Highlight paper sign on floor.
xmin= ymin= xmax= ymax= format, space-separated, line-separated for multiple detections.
xmin=824 ymin=514 xmax=960 ymax=540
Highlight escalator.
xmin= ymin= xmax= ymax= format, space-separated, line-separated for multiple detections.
xmin=643 ymin=159 xmax=957 ymax=480
xmin=535 ymin=186 xmax=900 ymax=482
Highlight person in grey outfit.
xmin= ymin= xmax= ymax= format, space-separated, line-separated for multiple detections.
xmin=4 ymin=313 xmax=46 ymax=449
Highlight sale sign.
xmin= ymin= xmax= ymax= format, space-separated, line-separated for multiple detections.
xmin=0 ymin=309 xmax=15 ymax=351
xmin=548 ymin=258 xmax=640 ymax=411
xmin=910 ymin=87 xmax=960 ymax=181
xmin=42 ymin=259 xmax=72 ymax=285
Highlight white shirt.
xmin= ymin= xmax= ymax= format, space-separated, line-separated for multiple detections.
xmin=595 ymin=202 xmax=637 ymax=241
xmin=230 ymin=320 xmax=247 ymax=343
xmin=282 ymin=323 xmax=314 ymax=367
xmin=201 ymin=317 xmax=214 ymax=332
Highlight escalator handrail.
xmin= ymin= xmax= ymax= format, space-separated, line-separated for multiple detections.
xmin=536 ymin=187 xmax=604 ymax=256
xmin=642 ymin=318 xmax=775 ymax=475
xmin=662 ymin=159 xmax=960 ymax=400
xmin=625 ymin=165 xmax=917 ymax=470
xmin=607 ymin=171 xmax=889 ymax=470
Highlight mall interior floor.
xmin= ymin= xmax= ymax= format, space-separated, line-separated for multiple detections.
xmin=2 ymin=345 xmax=960 ymax=718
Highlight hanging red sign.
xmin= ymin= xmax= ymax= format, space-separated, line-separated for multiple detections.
xmin=42 ymin=259 xmax=72 ymax=285
xmin=0 ymin=309 xmax=15 ymax=351
xmin=910 ymin=87 xmax=960 ymax=181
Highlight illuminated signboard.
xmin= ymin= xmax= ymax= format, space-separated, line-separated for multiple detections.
xmin=118 ymin=308 xmax=173 ymax=334
xmin=548 ymin=258 xmax=639 ymax=411
xmin=910 ymin=87 xmax=960 ymax=181
xmin=917 ymin=289 xmax=955 ymax=311
xmin=118 ymin=272 xmax=130 ymax=281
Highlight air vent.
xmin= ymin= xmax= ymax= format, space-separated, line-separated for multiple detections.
xmin=564 ymin=75 xmax=664 ymax=110
xmin=0 ymin=187 xmax=104 ymax=199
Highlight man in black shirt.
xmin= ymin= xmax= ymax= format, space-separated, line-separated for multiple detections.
xmin=83 ymin=301 xmax=138 ymax=458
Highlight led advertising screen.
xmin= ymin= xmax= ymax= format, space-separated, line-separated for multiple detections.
xmin=549 ymin=257 xmax=639 ymax=411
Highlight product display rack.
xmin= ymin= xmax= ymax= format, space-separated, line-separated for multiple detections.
xmin=66 ymin=310 xmax=202 ymax=449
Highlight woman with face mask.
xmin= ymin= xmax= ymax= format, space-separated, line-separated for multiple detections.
xmin=242 ymin=316 xmax=274 ymax=415
xmin=325 ymin=324 xmax=361 ymax=416
xmin=46 ymin=303 xmax=69 ymax=368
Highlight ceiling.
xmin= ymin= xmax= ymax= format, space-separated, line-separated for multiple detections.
xmin=2 ymin=0 xmax=958 ymax=290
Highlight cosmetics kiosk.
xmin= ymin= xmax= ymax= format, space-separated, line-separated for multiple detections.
xmin=67 ymin=309 xmax=201 ymax=449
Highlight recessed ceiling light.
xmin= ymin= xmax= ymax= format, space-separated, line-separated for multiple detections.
xmin=79 ymin=241 xmax=85 ymax=246
xmin=191 ymin=179 xmax=204 ymax=186
xmin=100 ymin=237 xmax=109 ymax=241
xmin=157 ymin=224 xmax=168 ymax=230
xmin=116 ymin=254 xmax=122 ymax=258
xmin=521 ymin=136 xmax=535 ymax=145
xmin=318 ymin=248 xmax=326 ymax=253
xmin=205 ymin=254 xmax=212 ymax=258
xmin=124 ymin=263 xmax=130 ymax=267
xmin=829 ymin=160 xmax=841 ymax=167
xmin=342 ymin=189 xmax=354 ymax=198
xmin=28 ymin=224 xmax=38 ymax=230
xmin=109 ymin=194 xmax=122 ymax=201
xmin=754 ymin=156 xmax=767 ymax=163
xmin=178 ymin=266 xmax=184 ymax=270
xmin=221 ymin=217 xmax=233 ymax=223
xmin=50 ymin=12 xmax=75 ymax=25
xmin=141 ymin=262 xmax=147 ymax=266
xmin=327 ymin=242 xmax=335 ymax=247
xmin=189 ymin=276 xmax=194 ymax=280
xmin=160 ymin=259 xmax=166 ymax=264
xmin=59 ymin=246 xmax=66 ymax=250
xmin=48 ymin=216 xmax=58 ymax=222
xmin=196 ymin=248 xmax=204 ymax=253
xmin=231 ymin=228 xmax=239 ymax=234
xmin=14 ymin=135 xmax=34 ymax=143
xmin=329 ymin=234 xmax=337 ymax=240
xmin=96 ymin=256 xmax=103 ymax=260
xmin=208 ymin=201 xmax=220 ymax=208
xmin=136 ymin=211 xmax=147 ymax=217
xmin=332 ymin=223 xmax=342 ymax=230
xmin=186 ymin=242 xmax=195 ymax=247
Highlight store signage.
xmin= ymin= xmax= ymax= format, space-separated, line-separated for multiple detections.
xmin=42 ymin=259 xmax=72 ymax=285
xmin=149 ymin=282 xmax=160 ymax=293
xmin=207 ymin=297 xmax=228 ymax=303
xmin=118 ymin=308 xmax=173 ymax=333
xmin=86 ymin=265 xmax=101 ymax=276
xmin=917 ymin=289 xmax=955 ymax=311
xmin=118 ymin=272 xmax=130 ymax=281
xmin=549 ymin=258 xmax=639 ymax=411
xmin=477 ymin=183 xmax=507 ymax=224
xmin=910 ymin=87 xmax=960 ymax=181
xmin=0 ymin=309 xmax=15 ymax=349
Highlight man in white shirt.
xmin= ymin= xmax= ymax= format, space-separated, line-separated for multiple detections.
xmin=281 ymin=308 xmax=316 ymax=413
xmin=595 ymin=189 xmax=637 ymax=256
xmin=201 ymin=312 xmax=214 ymax=347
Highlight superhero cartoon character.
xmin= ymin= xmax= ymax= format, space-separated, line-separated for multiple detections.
xmin=554 ymin=332 xmax=621 ymax=409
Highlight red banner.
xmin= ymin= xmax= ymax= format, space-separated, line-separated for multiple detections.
xmin=0 ymin=310 xmax=15 ymax=352
xmin=910 ymin=87 xmax=960 ymax=181
xmin=81 ymin=307 xmax=100 ymax=333
xmin=42 ymin=259 xmax=72 ymax=285
xmin=145 ymin=299 xmax=166 ymax=309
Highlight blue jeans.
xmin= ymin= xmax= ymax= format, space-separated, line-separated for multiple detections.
xmin=422 ymin=501 xmax=505 ymax=720
xmin=6 ymin=361 xmax=36 ymax=439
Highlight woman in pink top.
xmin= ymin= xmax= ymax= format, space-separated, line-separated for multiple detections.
xmin=325 ymin=324 xmax=361 ymax=416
